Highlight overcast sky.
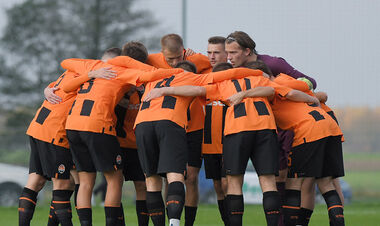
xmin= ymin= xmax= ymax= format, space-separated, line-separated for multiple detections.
xmin=1 ymin=0 xmax=379 ymax=107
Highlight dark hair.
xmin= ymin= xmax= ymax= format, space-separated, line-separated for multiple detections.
xmin=243 ymin=60 xmax=273 ymax=76
xmin=175 ymin=61 xmax=197 ymax=73
xmin=208 ymin=36 xmax=226 ymax=45
xmin=212 ymin=62 xmax=233 ymax=72
xmin=121 ymin=41 xmax=148 ymax=63
xmin=161 ymin=33 xmax=184 ymax=53
xmin=226 ymin=31 xmax=257 ymax=55
xmin=103 ymin=47 xmax=122 ymax=58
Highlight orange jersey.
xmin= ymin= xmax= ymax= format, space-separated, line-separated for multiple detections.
xmin=274 ymin=74 xmax=344 ymax=142
xmin=147 ymin=52 xmax=212 ymax=74
xmin=135 ymin=68 xmax=263 ymax=129
xmin=205 ymin=76 xmax=292 ymax=136
xmin=202 ymin=101 xmax=227 ymax=154
xmin=146 ymin=52 xmax=212 ymax=132
xmin=271 ymin=75 xmax=343 ymax=147
xmin=186 ymin=97 xmax=205 ymax=132
xmin=26 ymin=71 xmax=80 ymax=148
xmin=60 ymin=58 xmax=183 ymax=135
xmin=115 ymin=91 xmax=142 ymax=149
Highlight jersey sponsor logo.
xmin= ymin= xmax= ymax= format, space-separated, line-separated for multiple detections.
xmin=58 ymin=164 xmax=66 ymax=174
xmin=116 ymin=154 xmax=122 ymax=165
xmin=206 ymin=101 xmax=225 ymax=106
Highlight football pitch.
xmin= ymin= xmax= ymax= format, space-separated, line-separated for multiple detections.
xmin=3 ymin=202 xmax=380 ymax=225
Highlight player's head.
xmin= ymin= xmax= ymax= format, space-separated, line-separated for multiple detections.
xmin=243 ymin=60 xmax=273 ymax=79
xmin=121 ymin=41 xmax=149 ymax=63
xmin=101 ymin=47 xmax=122 ymax=61
xmin=161 ymin=33 xmax=185 ymax=67
xmin=207 ymin=36 xmax=228 ymax=68
xmin=225 ymin=31 xmax=257 ymax=68
xmin=175 ymin=61 xmax=197 ymax=73
xmin=212 ymin=62 xmax=233 ymax=72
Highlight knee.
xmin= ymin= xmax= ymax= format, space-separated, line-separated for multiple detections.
xmin=134 ymin=181 xmax=147 ymax=193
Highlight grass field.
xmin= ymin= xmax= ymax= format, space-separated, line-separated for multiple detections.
xmin=2 ymin=202 xmax=380 ymax=225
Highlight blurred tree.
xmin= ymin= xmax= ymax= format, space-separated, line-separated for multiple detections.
xmin=1 ymin=0 xmax=160 ymax=107
xmin=0 ymin=0 xmax=160 ymax=153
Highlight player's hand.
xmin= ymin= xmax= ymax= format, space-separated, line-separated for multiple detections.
xmin=88 ymin=67 xmax=117 ymax=80
xmin=184 ymin=48 xmax=196 ymax=57
xmin=143 ymin=88 xmax=168 ymax=102
xmin=314 ymin=91 xmax=328 ymax=103
xmin=226 ymin=91 xmax=245 ymax=106
xmin=311 ymin=96 xmax=321 ymax=107
xmin=44 ymin=87 xmax=62 ymax=104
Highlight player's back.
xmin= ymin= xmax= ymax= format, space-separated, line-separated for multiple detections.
xmin=27 ymin=71 xmax=79 ymax=148
xmin=135 ymin=71 xmax=211 ymax=129
xmin=207 ymin=76 xmax=278 ymax=136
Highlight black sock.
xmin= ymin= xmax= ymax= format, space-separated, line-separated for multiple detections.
xmin=74 ymin=184 xmax=80 ymax=215
xmin=226 ymin=194 xmax=244 ymax=226
xmin=119 ymin=203 xmax=126 ymax=226
xmin=298 ymin=208 xmax=313 ymax=226
xmin=217 ymin=199 xmax=229 ymax=225
xmin=283 ymin=189 xmax=301 ymax=226
xmin=105 ymin=206 xmax=120 ymax=226
xmin=52 ymin=190 xmax=73 ymax=226
xmin=136 ymin=200 xmax=149 ymax=226
xmin=263 ymin=191 xmax=281 ymax=226
xmin=184 ymin=206 xmax=197 ymax=226
xmin=166 ymin=181 xmax=185 ymax=221
xmin=77 ymin=208 xmax=92 ymax=226
xmin=276 ymin=182 xmax=286 ymax=226
xmin=47 ymin=200 xmax=59 ymax=226
xmin=323 ymin=190 xmax=345 ymax=226
xmin=19 ymin=187 xmax=38 ymax=226
xmin=146 ymin=191 xmax=165 ymax=226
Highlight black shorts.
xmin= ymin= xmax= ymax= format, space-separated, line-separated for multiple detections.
xmin=223 ymin=129 xmax=280 ymax=176
xmin=203 ymin=154 xmax=226 ymax=180
xmin=135 ymin=120 xmax=188 ymax=177
xmin=288 ymin=135 xmax=344 ymax=178
xmin=121 ymin=148 xmax=145 ymax=182
xmin=29 ymin=136 xmax=73 ymax=180
xmin=66 ymin=130 xmax=123 ymax=173
xmin=186 ymin=129 xmax=203 ymax=168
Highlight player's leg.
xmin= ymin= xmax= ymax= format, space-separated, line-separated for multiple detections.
xmin=136 ymin=121 xmax=165 ymax=226
xmin=299 ymin=178 xmax=316 ymax=226
xmin=124 ymin=147 xmax=149 ymax=226
xmin=253 ymin=129 xmax=282 ymax=226
xmin=103 ymin=169 xmax=124 ymax=226
xmin=19 ymin=137 xmax=47 ymax=226
xmin=184 ymin=129 xmax=202 ymax=226
xmin=204 ymin=154 xmax=228 ymax=225
xmin=146 ymin=175 xmax=165 ymax=226
xmin=49 ymin=144 xmax=75 ymax=226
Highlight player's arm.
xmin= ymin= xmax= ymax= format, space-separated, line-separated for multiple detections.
xmin=284 ymin=89 xmax=320 ymax=106
xmin=270 ymin=57 xmax=317 ymax=89
xmin=201 ymin=68 xmax=263 ymax=84
xmin=226 ymin=87 xmax=275 ymax=106
xmin=143 ymin=86 xmax=206 ymax=102
xmin=62 ymin=67 xmax=116 ymax=93
xmin=137 ymin=68 xmax=184 ymax=83
xmin=186 ymin=53 xmax=212 ymax=73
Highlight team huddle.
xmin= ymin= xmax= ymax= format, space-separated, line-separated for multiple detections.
xmin=18 ymin=31 xmax=345 ymax=226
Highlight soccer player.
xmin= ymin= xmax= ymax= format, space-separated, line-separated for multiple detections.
xmin=19 ymin=49 xmax=116 ymax=226
xmin=203 ymin=36 xmax=230 ymax=225
xmin=146 ymin=33 xmax=212 ymax=225
xmin=242 ymin=63 xmax=345 ymax=226
xmin=142 ymin=64 xmax=320 ymax=226
xmin=60 ymin=43 xmax=183 ymax=226
xmin=115 ymin=84 xmax=149 ymax=226
xmin=136 ymin=64 xmax=264 ymax=226
xmin=225 ymin=31 xmax=318 ymax=225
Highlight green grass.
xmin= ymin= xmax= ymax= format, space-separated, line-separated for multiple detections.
xmin=344 ymin=171 xmax=380 ymax=201
xmin=343 ymin=152 xmax=380 ymax=161
xmin=2 ymin=202 xmax=380 ymax=225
